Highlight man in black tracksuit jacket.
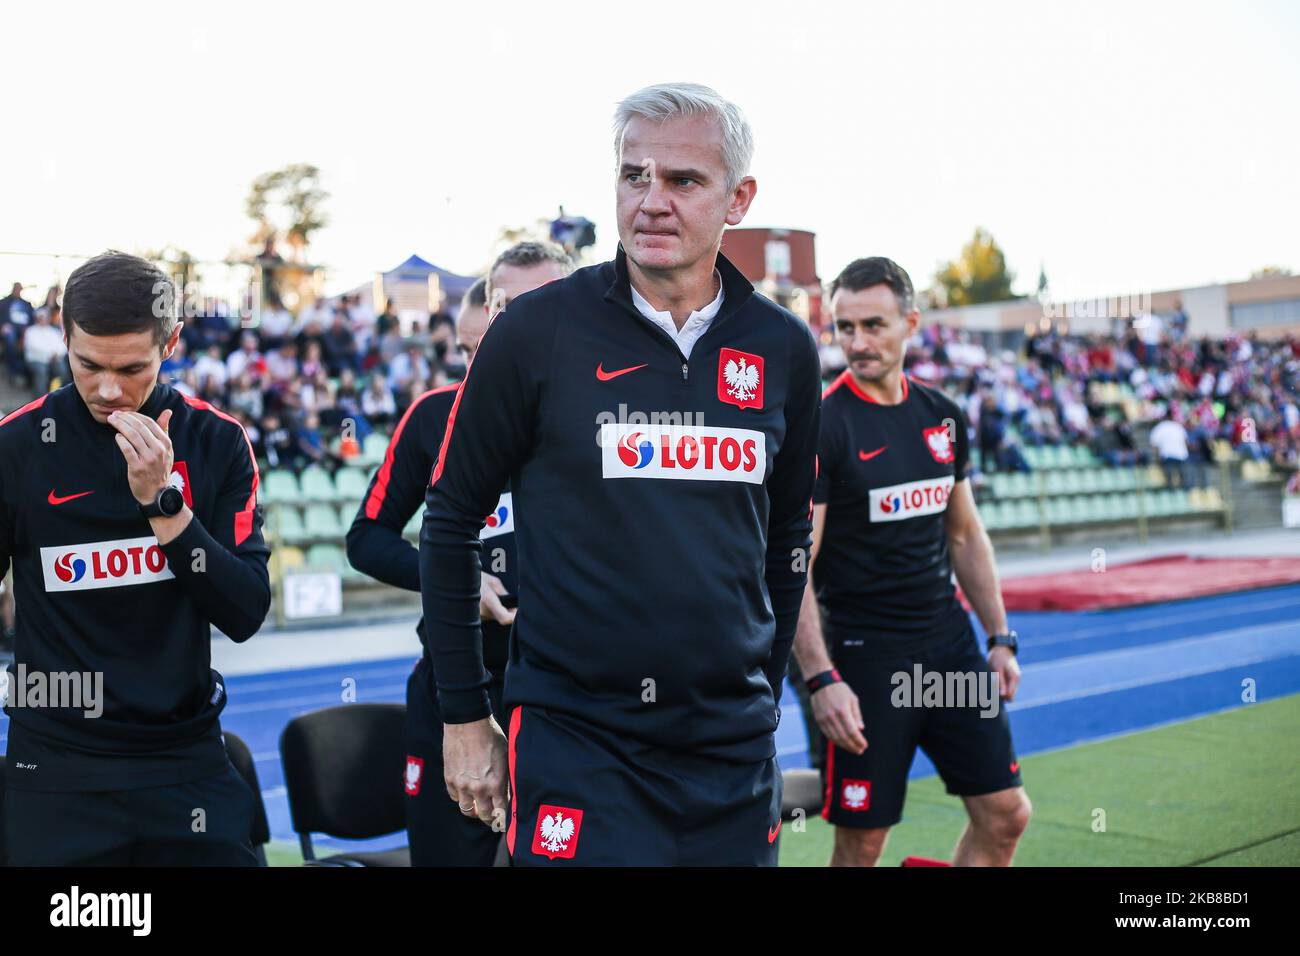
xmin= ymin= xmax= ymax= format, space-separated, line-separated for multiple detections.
xmin=346 ymin=249 xmax=570 ymax=866
xmin=0 ymin=252 xmax=270 ymax=866
xmin=422 ymin=86 xmax=820 ymax=864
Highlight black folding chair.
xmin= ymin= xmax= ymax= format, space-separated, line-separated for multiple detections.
xmin=279 ymin=703 xmax=410 ymax=866
xmin=781 ymin=768 xmax=823 ymax=821
xmin=222 ymin=731 xmax=270 ymax=866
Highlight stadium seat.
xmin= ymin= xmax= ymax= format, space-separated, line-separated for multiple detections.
xmin=300 ymin=466 xmax=335 ymax=503
xmin=261 ymin=470 xmax=300 ymax=506
xmin=781 ymin=769 xmax=823 ymax=821
xmin=1014 ymin=500 xmax=1039 ymax=528
xmin=362 ymin=433 xmax=390 ymax=466
xmin=304 ymin=504 xmax=343 ymax=540
xmin=1007 ymin=472 xmax=1031 ymax=498
xmin=1061 ymin=470 xmax=1082 ymax=494
xmin=1078 ymin=469 xmax=1100 ymax=493
xmin=273 ymin=506 xmax=308 ymax=544
xmin=278 ymin=545 xmax=306 ymax=570
xmin=279 ymin=703 xmax=410 ymax=866
xmin=1045 ymin=470 xmax=1066 ymax=495
xmin=404 ymin=509 xmax=422 ymax=537
xmin=1202 ymin=486 xmax=1225 ymax=510
xmin=335 ymin=467 xmax=371 ymax=503
xmin=223 ymin=731 xmax=271 ymax=866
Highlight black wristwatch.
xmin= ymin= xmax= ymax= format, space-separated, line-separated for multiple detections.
xmin=139 ymin=485 xmax=185 ymax=519
xmin=986 ymin=630 xmax=1019 ymax=655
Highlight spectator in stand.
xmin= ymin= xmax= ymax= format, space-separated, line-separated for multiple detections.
xmin=324 ymin=307 xmax=359 ymax=374
xmin=2 ymin=281 xmax=35 ymax=385
xmin=1149 ymin=409 xmax=1191 ymax=488
xmin=257 ymin=412 xmax=301 ymax=472
xmin=228 ymin=371 xmax=265 ymax=421
xmin=388 ymin=342 xmax=430 ymax=393
xmin=266 ymin=339 xmax=299 ymax=386
xmin=362 ymin=372 xmax=397 ymax=427
xmin=375 ymin=299 xmax=399 ymax=338
xmin=23 ymin=305 xmax=67 ymax=394
xmin=226 ymin=330 xmax=264 ymax=381
xmin=258 ymin=302 xmax=294 ymax=349
xmin=193 ymin=344 xmax=229 ymax=393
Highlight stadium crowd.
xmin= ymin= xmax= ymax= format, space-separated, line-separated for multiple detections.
xmin=3 ymin=273 xmax=1298 ymax=484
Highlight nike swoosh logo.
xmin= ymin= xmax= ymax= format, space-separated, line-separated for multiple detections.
xmin=858 ymin=446 xmax=887 ymax=461
xmin=768 ymin=820 xmax=782 ymax=844
xmin=1010 ymin=761 xmax=1020 ymax=774
xmin=596 ymin=362 xmax=648 ymax=381
xmin=48 ymin=489 xmax=94 ymax=505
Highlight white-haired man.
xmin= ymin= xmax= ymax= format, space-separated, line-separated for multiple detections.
xmin=419 ymin=83 xmax=821 ymax=865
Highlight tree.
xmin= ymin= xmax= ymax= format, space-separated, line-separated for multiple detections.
xmin=245 ymin=164 xmax=330 ymax=261
xmin=1250 ymin=265 xmax=1293 ymax=279
xmin=933 ymin=228 xmax=1020 ymax=307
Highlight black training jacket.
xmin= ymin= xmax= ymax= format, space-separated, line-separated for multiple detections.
xmin=0 ymin=381 xmax=270 ymax=790
xmin=419 ymin=247 xmax=820 ymax=762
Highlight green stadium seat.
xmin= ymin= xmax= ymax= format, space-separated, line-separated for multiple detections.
xmin=362 ymin=433 xmax=390 ymax=466
xmin=300 ymin=466 xmax=335 ymax=503
xmin=1061 ymin=470 xmax=1082 ymax=494
xmin=274 ymin=506 xmax=308 ymax=544
xmin=1045 ymin=471 xmax=1066 ymax=495
xmin=304 ymin=504 xmax=343 ymax=539
xmin=1078 ymin=469 xmax=1101 ymax=493
xmin=261 ymin=470 xmax=300 ymax=505
xmin=335 ymin=467 xmax=371 ymax=502
xmin=305 ymin=543 xmax=346 ymax=573
xmin=404 ymin=510 xmax=422 ymax=537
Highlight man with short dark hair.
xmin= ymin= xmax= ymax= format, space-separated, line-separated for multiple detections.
xmin=484 ymin=241 xmax=574 ymax=315
xmin=0 ymin=250 xmax=271 ymax=865
xmin=421 ymin=83 xmax=820 ymax=866
xmin=794 ymin=256 xmax=1030 ymax=867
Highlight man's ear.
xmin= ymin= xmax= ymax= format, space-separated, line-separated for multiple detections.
xmin=905 ymin=309 xmax=921 ymax=338
xmin=725 ymin=176 xmax=758 ymax=227
xmin=161 ymin=321 xmax=184 ymax=361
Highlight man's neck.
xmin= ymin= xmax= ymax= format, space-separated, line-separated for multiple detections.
xmin=852 ymin=365 xmax=907 ymax=405
xmin=627 ymin=254 xmax=720 ymax=331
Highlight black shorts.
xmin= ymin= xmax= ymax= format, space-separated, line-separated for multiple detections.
xmin=4 ymin=761 xmax=257 ymax=866
xmin=821 ymin=623 xmax=1022 ymax=830
xmin=403 ymin=658 xmax=506 ymax=867
xmin=505 ymin=705 xmax=782 ymax=866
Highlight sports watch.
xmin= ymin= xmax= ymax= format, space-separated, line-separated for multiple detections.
xmin=139 ymin=485 xmax=185 ymax=519
xmin=986 ymin=631 xmax=1019 ymax=655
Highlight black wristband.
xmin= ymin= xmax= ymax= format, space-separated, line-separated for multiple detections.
xmin=805 ymin=668 xmax=842 ymax=693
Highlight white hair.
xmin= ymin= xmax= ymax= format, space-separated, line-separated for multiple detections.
xmin=613 ymin=82 xmax=754 ymax=191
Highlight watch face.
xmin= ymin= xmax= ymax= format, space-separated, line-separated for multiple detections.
xmin=159 ymin=486 xmax=185 ymax=516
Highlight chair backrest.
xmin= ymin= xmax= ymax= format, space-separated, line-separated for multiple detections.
xmin=223 ymin=731 xmax=271 ymax=855
xmin=279 ymin=703 xmax=407 ymax=854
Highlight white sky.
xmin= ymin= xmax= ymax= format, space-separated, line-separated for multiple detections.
xmin=4 ymin=0 xmax=1297 ymax=303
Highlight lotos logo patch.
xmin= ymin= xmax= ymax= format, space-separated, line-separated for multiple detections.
xmin=40 ymin=536 xmax=175 ymax=592
xmin=480 ymin=492 xmax=514 ymax=539
xmin=532 ymin=804 xmax=584 ymax=860
xmin=601 ymin=423 xmax=766 ymax=484
xmin=870 ymin=476 xmax=955 ymax=522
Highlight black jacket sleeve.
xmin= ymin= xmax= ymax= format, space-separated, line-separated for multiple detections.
xmin=419 ymin=305 xmax=547 ymax=723
xmin=158 ymin=424 xmax=271 ymax=643
xmin=763 ymin=318 xmax=822 ymax=700
xmin=345 ymin=401 xmax=440 ymax=593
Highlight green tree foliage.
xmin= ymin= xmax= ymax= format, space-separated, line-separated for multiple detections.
xmin=933 ymin=228 xmax=1020 ymax=307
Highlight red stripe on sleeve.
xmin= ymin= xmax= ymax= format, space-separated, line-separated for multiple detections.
xmin=181 ymin=395 xmax=260 ymax=546
xmin=364 ymin=383 xmax=459 ymax=520
xmin=0 ymin=393 xmax=48 ymax=429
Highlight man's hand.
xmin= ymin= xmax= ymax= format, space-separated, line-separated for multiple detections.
xmin=480 ymin=572 xmax=516 ymax=625
xmin=811 ymin=682 xmax=867 ymax=755
xmin=989 ymin=646 xmax=1021 ymax=701
xmin=443 ymin=716 xmax=509 ymax=828
xmin=109 ymin=408 xmax=174 ymax=505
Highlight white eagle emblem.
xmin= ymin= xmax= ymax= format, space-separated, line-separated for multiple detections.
xmin=405 ymin=761 xmax=421 ymax=790
xmin=723 ymin=356 xmax=760 ymax=402
xmin=842 ymin=783 xmax=868 ymax=809
xmin=168 ymin=469 xmax=186 ymax=493
xmin=927 ymin=430 xmax=951 ymax=460
xmin=539 ymin=810 xmax=576 ymax=853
